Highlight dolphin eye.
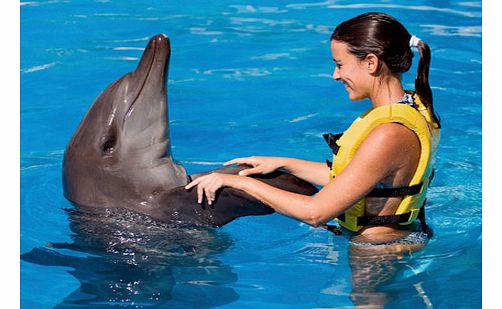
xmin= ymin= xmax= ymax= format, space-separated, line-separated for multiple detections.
xmin=102 ymin=137 xmax=116 ymax=154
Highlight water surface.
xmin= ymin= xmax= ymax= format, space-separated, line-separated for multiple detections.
xmin=21 ymin=1 xmax=481 ymax=308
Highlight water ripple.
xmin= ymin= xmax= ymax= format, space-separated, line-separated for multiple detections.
xmin=21 ymin=62 xmax=57 ymax=74
xmin=288 ymin=113 xmax=319 ymax=123
xmin=202 ymin=67 xmax=275 ymax=80
xmin=314 ymin=3 xmax=481 ymax=18
xmin=422 ymin=24 xmax=481 ymax=37
xmin=230 ymin=17 xmax=296 ymax=27
xmin=112 ymin=47 xmax=145 ymax=51
xmin=105 ymin=56 xmax=140 ymax=61
xmin=190 ymin=28 xmax=224 ymax=36
xmin=228 ymin=5 xmax=288 ymax=14
xmin=252 ymin=53 xmax=297 ymax=61
xmin=21 ymin=0 xmax=66 ymax=6
xmin=458 ymin=1 xmax=481 ymax=7
xmin=108 ymin=37 xmax=150 ymax=43
xmin=21 ymin=150 xmax=64 ymax=172
xmin=286 ymin=0 xmax=337 ymax=9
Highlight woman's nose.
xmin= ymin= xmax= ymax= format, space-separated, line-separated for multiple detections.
xmin=332 ymin=67 xmax=340 ymax=80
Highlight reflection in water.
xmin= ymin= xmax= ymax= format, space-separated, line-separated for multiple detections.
xmin=21 ymin=207 xmax=239 ymax=308
xmin=316 ymin=226 xmax=434 ymax=308
xmin=348 ymin=241 xmax=427 ymax=308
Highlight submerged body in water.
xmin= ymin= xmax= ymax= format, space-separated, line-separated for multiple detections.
xmin=21 ymin=207 xmax=241 ymax=307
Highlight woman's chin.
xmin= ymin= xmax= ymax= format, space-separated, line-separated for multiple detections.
xmin=348 ymin=92 xmax=361 ymax=101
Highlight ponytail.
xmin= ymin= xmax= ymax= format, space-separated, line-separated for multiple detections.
xmin=415 ymin=40 xmax=441 ymax=128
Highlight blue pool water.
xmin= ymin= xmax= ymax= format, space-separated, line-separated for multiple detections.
xmin=21 ymin=1 xmax=481 ymax=308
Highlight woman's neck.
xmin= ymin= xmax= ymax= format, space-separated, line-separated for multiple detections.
xmin=369 ymin=75 xmax=405 ymax=108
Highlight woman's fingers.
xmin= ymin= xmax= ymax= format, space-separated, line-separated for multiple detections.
xmin=185 ymin=175 xmax=208 ymax=204
xmin=185 ymin=177 xmax=201 ymax=190
xmin=238 ymin=167 xmax=260 ymax=176
xmin=204 ymin=178 xmax=215 ymax=204
xmin=185 ymin=174 xmax=223 ymax=205
xmin=224 ymin=157 xmax=250 ymax=166
xmin=205 ymin=187 xmax=214 ymax=204
xmin=197 ymin=182 xmax=205 ymax=204
xmin=225 ymin=157 xmax=264 ymax=176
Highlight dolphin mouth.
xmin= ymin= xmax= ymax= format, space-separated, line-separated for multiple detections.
xmin=123 ymin=34 xmax=170 ymax=123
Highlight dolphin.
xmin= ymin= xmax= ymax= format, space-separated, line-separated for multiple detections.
xmin=63 ymin=34 xmax=318 ymax=227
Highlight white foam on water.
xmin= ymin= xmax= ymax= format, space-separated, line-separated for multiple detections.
xmin=105 ymin=57 xmax=140 ymax=61
xmin=109 ymin=37 xmax=150 ymax=43
xmin=113 ymin=47 xmax=145 ymax=51
xmin=422 ymin=24 xmax=482 ymax=37
xmin=22 ymin=62 xmax=57 ymax=73
xmin=288 ymin=113 xmax=319 ymax=123
xmin=252 ymin=53 xmax=296 ymax=60
xmin=325 ymin=4 xmax=481 ymax=18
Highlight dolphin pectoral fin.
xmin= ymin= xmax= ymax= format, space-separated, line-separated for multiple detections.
xmin=158 ymin=186 xmax=274 ymax=227
xmin=21 ymin=247 xmax=75 ymax=267
xmin=158 ymin=169 xmax=318 ymax=227
xmin=189 ymin=165 xmax=251 ymax=180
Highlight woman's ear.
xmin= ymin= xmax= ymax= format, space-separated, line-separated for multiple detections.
xmin=365 ymin=53 xmax=380 ymax=74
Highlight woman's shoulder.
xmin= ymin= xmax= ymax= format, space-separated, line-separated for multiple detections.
xmin=357 ymin=122 xmax=421 ymax=169
xmin=366 ymin=123 xmax=420 ymax=147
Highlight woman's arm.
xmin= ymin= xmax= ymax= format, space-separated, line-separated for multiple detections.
xmin=280 ymin=158 xmax=331 ymax=187
xmin=186 ymin=124 xmax=419 ymax=227
xmin=225 ymin=156 xmax=331 ymax=187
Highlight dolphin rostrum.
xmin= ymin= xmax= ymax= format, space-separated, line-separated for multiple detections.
xmin=63 ymin=34 xmax=318 ymax=227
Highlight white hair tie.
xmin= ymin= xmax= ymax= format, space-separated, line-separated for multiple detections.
xmin=409 ymin=35 xmax=421 ymax=48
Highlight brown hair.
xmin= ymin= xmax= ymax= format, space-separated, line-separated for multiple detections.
xmin=331 ymin=12 xmax=441 ymax=127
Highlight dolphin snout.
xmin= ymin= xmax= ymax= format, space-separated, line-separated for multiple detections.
xmin=152 ymin=33 xmax=170 ymax=43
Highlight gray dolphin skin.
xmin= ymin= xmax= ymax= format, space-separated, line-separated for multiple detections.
xmin=63 ymin=34 xmax=318 ymax=227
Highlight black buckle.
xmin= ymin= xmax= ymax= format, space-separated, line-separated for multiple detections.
xmin=323 ymin=224 xmax=342 ymax=235
xmin=323 ymin=132 xmax=343 ymax=155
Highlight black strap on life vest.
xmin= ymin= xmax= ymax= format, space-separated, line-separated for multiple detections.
xmin=328 ymin=200 xmax=432 ymax=238
xmin=323 ymin=132 xmax=343 ymax=169
xmin=366 ymin=168 xmax=434 ymax=198
xmin=323 ymin=132 xmax=343 ymax=155
xmin=337 ymin=211 xmax=412 ymax=226
xmin=366 ymin=183 xmax=423 ymax=197
xmin=324 ymin=202 xmax=432 ymax=238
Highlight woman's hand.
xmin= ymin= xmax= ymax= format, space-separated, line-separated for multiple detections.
xmin=184 ymin=173 xmax=239 ymax=205
xmin=224 ymin=156 xmax=283 ymax=176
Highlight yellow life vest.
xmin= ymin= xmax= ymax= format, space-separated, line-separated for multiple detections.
xmin=328 ymin=93 xmax=440 ymax=232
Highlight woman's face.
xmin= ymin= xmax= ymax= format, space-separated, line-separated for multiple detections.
xmin=330 ymin=40 xmax=373 ymax=101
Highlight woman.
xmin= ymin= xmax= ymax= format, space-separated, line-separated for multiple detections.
xmin=185 ymin=12 xmax=440 ymax=246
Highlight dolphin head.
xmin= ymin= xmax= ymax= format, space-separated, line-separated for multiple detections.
xmin=63 ymin=34 xmax=187 ymax=209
